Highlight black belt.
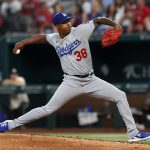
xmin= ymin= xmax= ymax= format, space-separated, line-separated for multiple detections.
xmin=64 ymin=72 xmax=94 ymax=78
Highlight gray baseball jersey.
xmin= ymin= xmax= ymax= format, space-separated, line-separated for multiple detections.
xmin=46 ymin=20 xmax=94 ymax=75
xmin=6 ymin=20 xmax=139 ymax=140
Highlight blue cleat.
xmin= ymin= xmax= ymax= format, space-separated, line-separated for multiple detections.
xmin=128 ymin=132 xmax=150 ymax=142
xmin=0 ymin=122 xmax=8 ymax=133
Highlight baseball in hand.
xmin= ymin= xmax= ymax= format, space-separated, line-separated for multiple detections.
xmin=16 ymin=49 xmax=20 ymax=54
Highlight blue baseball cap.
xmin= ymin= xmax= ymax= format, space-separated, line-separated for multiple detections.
xmin=53 ymin=13 xmax=72 ymax=25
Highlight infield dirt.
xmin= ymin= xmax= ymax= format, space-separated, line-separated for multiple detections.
xmin=0 ymin=133 xmax=150 ymax=150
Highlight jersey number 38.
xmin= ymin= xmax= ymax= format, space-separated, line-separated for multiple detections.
xmin=74 ymin=48 xmax=87 ymax=61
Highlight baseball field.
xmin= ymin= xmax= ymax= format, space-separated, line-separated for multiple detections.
xmin=0 ymin=128 xmax=150 ymax=150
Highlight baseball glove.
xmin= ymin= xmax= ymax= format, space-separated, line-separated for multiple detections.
xmin=101 ymin=29 xmax=123 ymax=47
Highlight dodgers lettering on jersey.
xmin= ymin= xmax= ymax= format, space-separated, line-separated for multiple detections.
xmin=56 ymin=39 xmax=81 ymax=57
xmin=46 ymin=20 xmax=95 ymax=75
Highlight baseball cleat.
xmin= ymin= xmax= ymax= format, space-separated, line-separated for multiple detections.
xmin=128 ymin=132 xmax=150 ymax=142
xmin=0 ymin=121 xmax=8 ymax=133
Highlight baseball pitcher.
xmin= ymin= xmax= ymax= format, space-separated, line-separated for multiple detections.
xmin=0 ymin=12 xmax=150 ymax=142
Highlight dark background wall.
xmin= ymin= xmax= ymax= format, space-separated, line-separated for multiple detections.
xmin=5 ymin=40 xmax=150 ymax=84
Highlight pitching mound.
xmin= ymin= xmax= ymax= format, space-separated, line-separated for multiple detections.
xmin=0 ymin=133 xmax=150 ymax=150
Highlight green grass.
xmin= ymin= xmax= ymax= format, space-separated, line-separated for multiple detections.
xmin=36 ymin=133 xmax=150 ymax=145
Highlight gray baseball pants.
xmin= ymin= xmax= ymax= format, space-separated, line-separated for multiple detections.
xmin=8 ymin=74 xmax=139 ymax=139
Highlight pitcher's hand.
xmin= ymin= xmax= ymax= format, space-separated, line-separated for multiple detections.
xmin=13 ymin=42 xmax=24 ymax=54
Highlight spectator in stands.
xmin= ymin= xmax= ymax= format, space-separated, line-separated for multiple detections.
xmin=46 ymin=0 xmax=59 ymax=8
xmin=100 ymin=4 xmax=117 ymax=32
xmin=120 ymin=0 xmax=134 ymax=34
xmin=101 ymin=0 xmax=114 ymax=11
xmin=133 ymin=0 xmax=150 ymax=33
xmin=22 ymin=0 xmax=41 ymax=15
xmin=71 ymin=3 xmax=88 ymax=27
xmin=105 ymin=4 xmax=116 ymax=20
xmin=2 ymin=68 xmax=29 ymax=119
xmin=34 ymin=1 xmax=53 ymax=33
xmin=0 ymin=0 xmax=11 ymax=17
xmin=89 ymin=0 xmax=104 ymax=20
xmin=114 ymin=0 xmax=125 ymax=23
xmin=89 ymin=0 xmax=104 ymax=33
xmin=81 ymin=0 xmax=92 ymax=16
xmin=22 ymin=0 xmax=41 ymax=33
xmin=2 ymin=0 xmax=28 ymax=33
xmin=114 ymin=0 xmax=123 ymax=9
xmin=52 ymin=2 xmax=64 ymax=14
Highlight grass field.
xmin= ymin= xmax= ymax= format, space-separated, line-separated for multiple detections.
xmin=39 ymin=133 xmax=150 ymax=144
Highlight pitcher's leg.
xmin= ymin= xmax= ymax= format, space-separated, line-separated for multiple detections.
xmin=85 ymin=76 xmax=139 ymax=139
xmin=7 ymin=83 xmax=81 ymax=130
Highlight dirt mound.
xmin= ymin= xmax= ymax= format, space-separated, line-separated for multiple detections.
xmin=0 ymin=133 xmax=149 ymax=150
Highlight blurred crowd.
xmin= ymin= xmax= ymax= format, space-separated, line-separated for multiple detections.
xmin=0 ymin=0 xmax=150 ymax=35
